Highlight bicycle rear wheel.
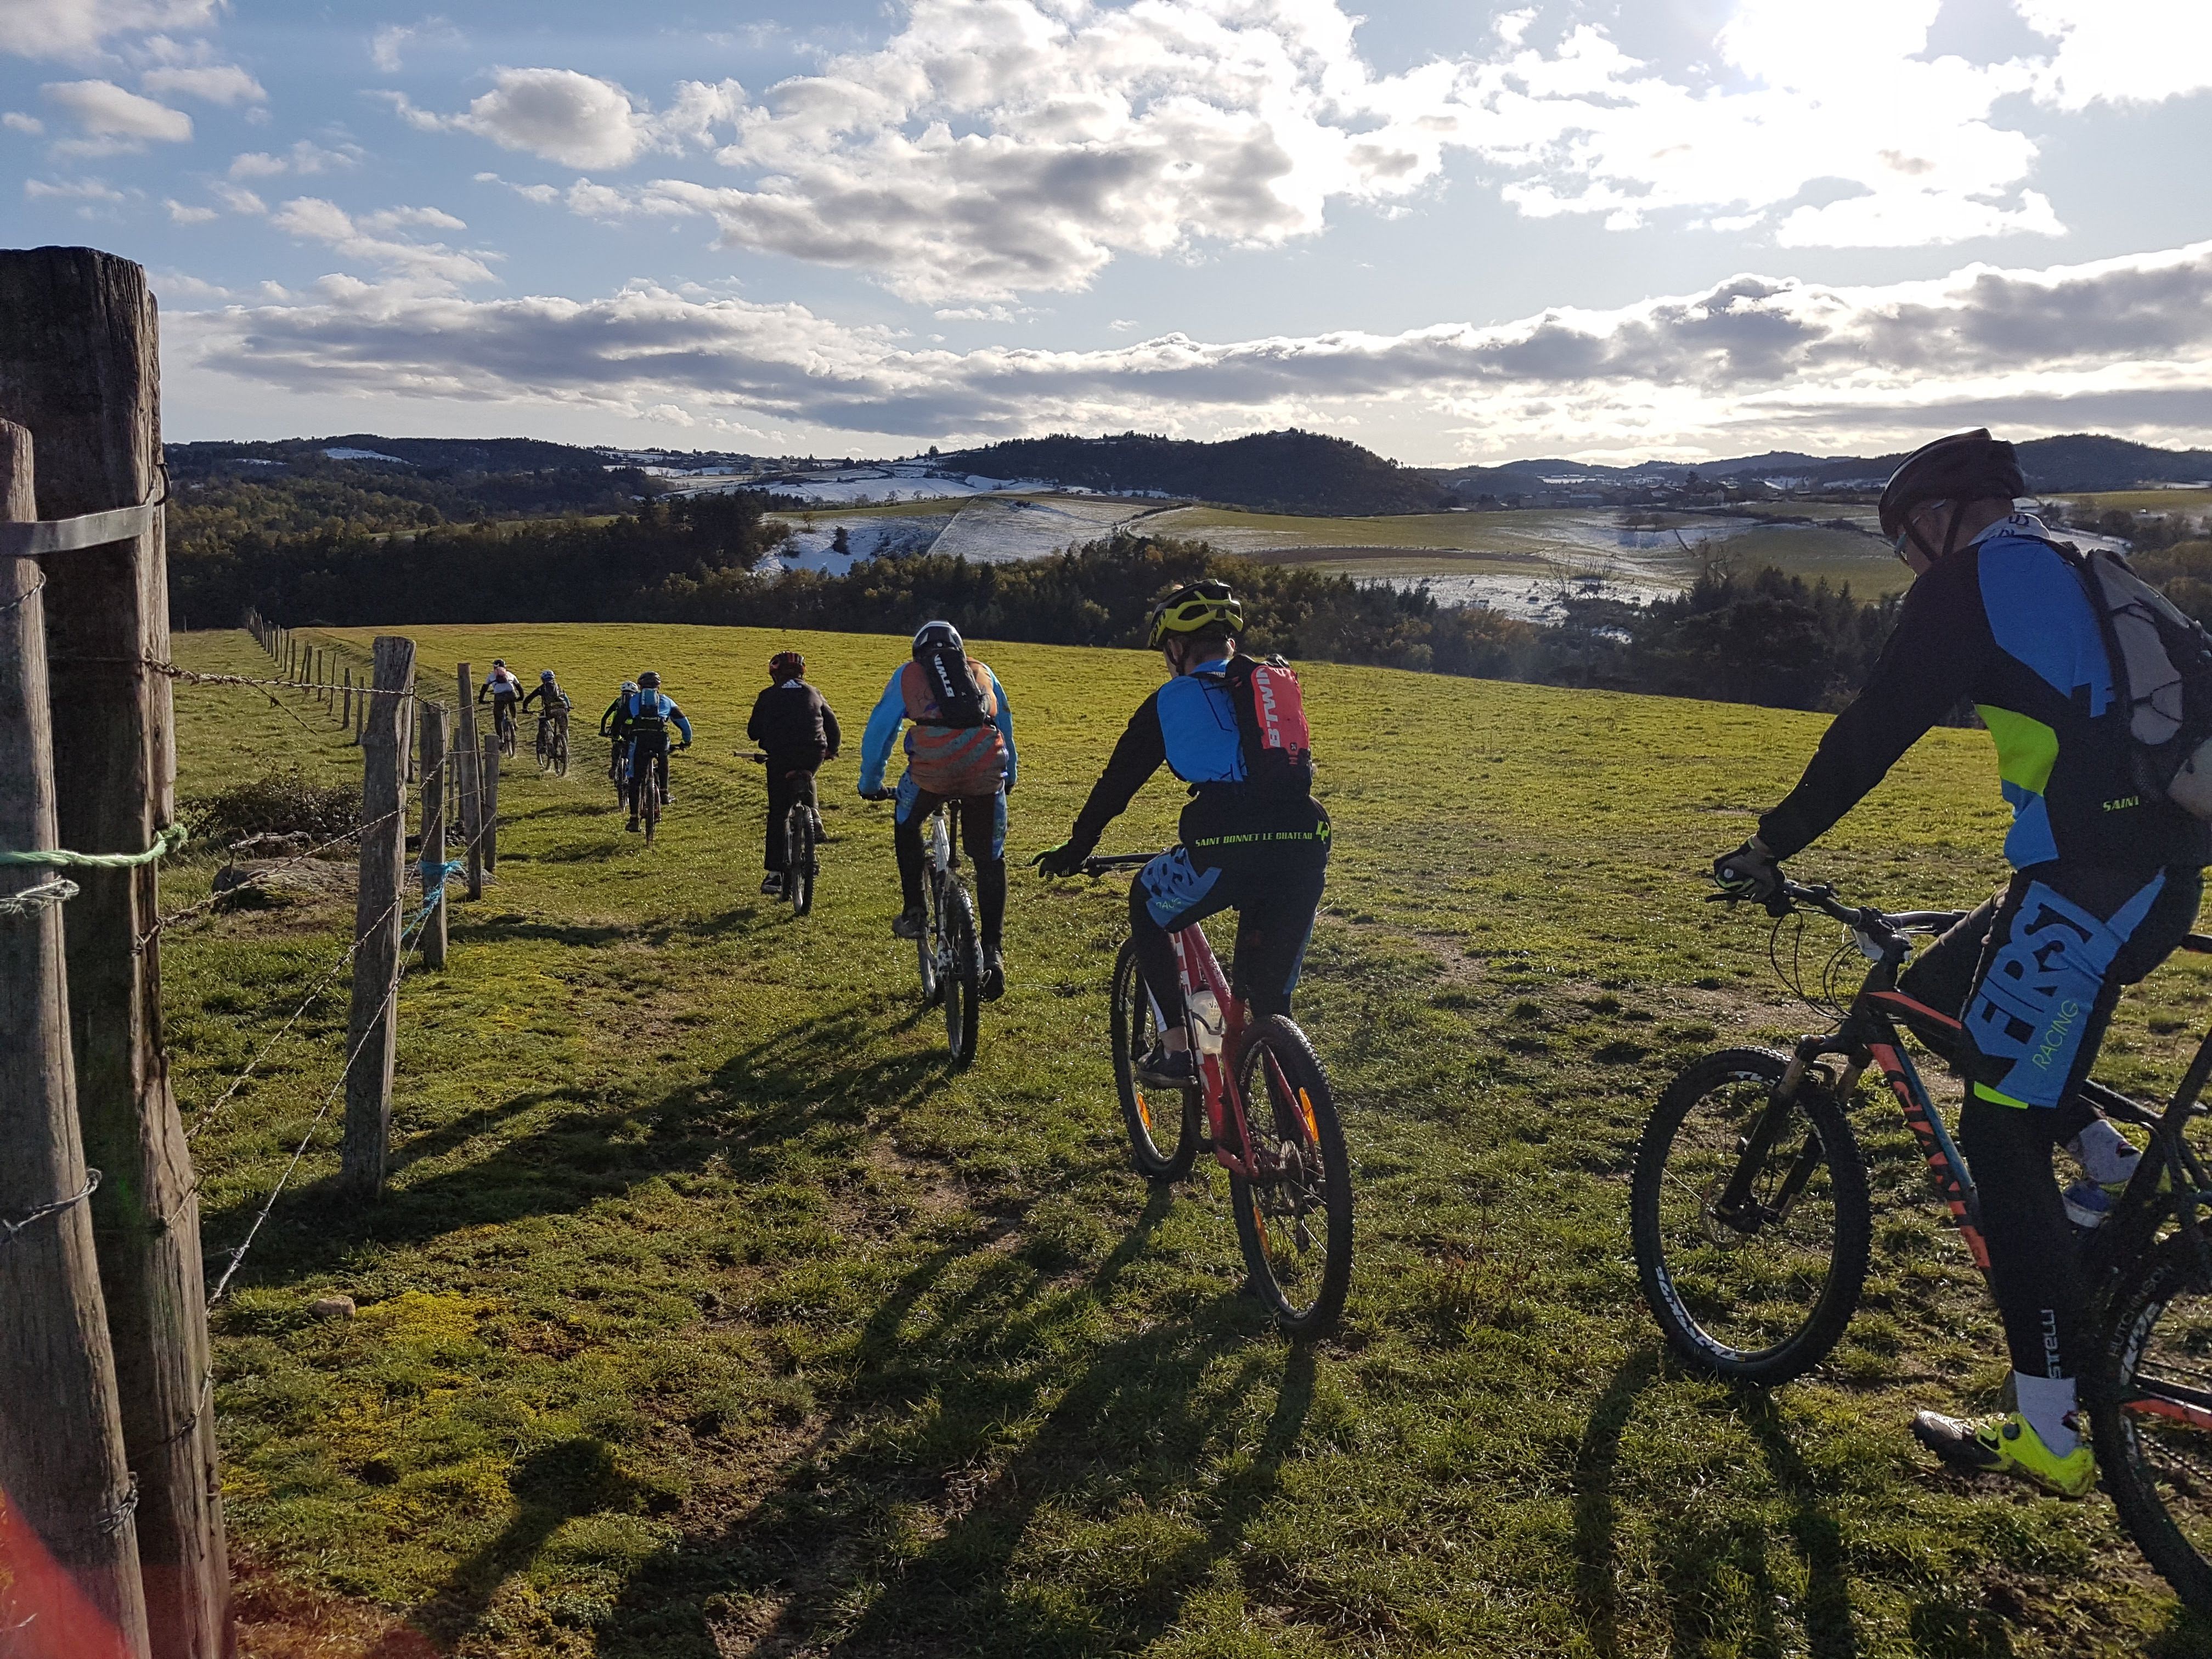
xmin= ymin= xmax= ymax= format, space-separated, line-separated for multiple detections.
xmin=1630 ymin=1047 xmax=1869 ymax=1384
xmin=1111 ymin=938 xmax=1198 ymax=1181
xmin=786 ymin=804 xmax=815 ymax=917
xmin=535 ymin=723 xmax=554 ymax=772
xmin=552 ymin=724 xmax=568 ymax=778
xmin=1229 ymin=1016 xmax=1352 ymax=1340
xmin=940 ymin=880 xmax=980 ymax=1066
xmin=642 ymin=766 xmax=660 ymax=845
xmin=2092 ymin=1229 xmax=2212 ymax=1614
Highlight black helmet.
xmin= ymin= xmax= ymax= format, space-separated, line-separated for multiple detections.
xmin=492 ymin=658 xmax=507 ymax=668
xmin=1878 ymin=430 xmax=2025 ymax=557
xmin=913 ymin=620 xmax=962 ymax=659
xmin=638 ymin=670 xmax=661 ymax=689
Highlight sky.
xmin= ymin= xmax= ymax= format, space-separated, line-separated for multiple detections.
xmin=7 ymin=0 xmax=2212 ymax=466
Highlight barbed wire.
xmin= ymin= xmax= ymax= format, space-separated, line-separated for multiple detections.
xmin=0 ymin=569 xmax=45 ymax=618
xmin=0 ymin=1169 xmax=101 ymax=1249
xmin=137 ymin=808 xmax=403 ymax=952
xmin=0 ymin=877 xmax=78 ymax=919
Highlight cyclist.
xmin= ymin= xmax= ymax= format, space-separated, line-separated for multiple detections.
xmin=478 ymin=658 xmax=523 ymax=742
xmin=622 ymin=670 xmax=693 ymax=832
xmin=858 ymin=621 xmax=1017 ymax=999
xmin=600 ymin=679 xmax=637 ymax=792
xmin=1714 ymin=429 xmax=2210 ymax=1499
xmin=1035 ymin=580 xmax=1329 ymax=1085
xmin=522 ymin=669 xmax=571 ymax=747
xmin=749 ymin=650 xmax=842 ymax=896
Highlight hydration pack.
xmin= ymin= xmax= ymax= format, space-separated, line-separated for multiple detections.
xmin=1213 ymin=654 xmax=1313 ymax=797
xmin=2062 ymin=541 xmax=2212 ymax=821
xmin=916 ymin=645 xmax=988 ymax=729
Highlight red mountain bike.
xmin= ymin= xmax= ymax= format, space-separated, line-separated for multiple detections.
xmin=1633 ymin=876 xmax=2212 ymax=1611
xmin=1071 ymin=853 xmax=1352 ymax=1339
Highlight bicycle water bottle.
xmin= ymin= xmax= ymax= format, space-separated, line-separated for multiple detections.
xmin=2063 ymin=1176 xmax=2117 ymax=1235
xmin=1187 ymin=987 xmax=1226 ymax=1057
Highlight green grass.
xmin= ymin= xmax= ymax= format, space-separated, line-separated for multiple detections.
xmin=162 ymin=624 xmax=2212 ymax=1656
xmin=2050 ymin=490 xmax=2212 ymax=516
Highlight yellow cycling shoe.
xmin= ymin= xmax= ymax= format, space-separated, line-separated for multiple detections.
xmin=1911 ymin=1409 xmax=2097 ymax=1498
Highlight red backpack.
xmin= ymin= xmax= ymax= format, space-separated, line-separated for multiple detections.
xmin=1215 ymin=654 xmax=1313 ymax=797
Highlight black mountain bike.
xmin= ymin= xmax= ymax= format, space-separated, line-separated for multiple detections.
xmin=492 ymin=698 xmax=518 ymax=757
xmin=904 ymin=798 xmax=980 ymax=1064
xmin=747 ymin=752 xmax=820 ymax=917
xmin=534 ymin=707 xmax=569 ymax=776
xmin=1633 ymin=876 xmax=2212 ymax=1612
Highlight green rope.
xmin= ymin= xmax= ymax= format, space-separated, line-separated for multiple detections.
xmin=0 ymin=822 xmax=188 ymax=870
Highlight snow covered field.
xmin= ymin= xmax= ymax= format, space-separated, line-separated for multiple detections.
xmin=766 ymin=494 xmax=1148 ymax=574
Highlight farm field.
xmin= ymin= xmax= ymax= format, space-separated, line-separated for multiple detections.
xmin=160 ymin=624 xmax=2212 ymax=1657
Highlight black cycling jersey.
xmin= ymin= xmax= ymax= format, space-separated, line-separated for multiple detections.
xmin=749 ymin=679 xmax=841 ymax=761
xmin=1761 ymin=518 xmax=2210 ymax=872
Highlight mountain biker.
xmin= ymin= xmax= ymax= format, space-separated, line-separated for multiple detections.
xmin=749 ymin=650 xmax=842 ymax=896
xmin=1035 ymin=581 xmax=1330 ymax=1085
xmin=522 ymin=669 xmax=571 ymax=737
xmin=858 ymin=621 xmax=1017 ymax=1000
xmin=622 ymin=670 xmax=693 ymax=833
xmin=1713 ymin=429 xmax=2210 ymax=1499
xmin=478 ymin=659 xmax=523 ymax=737
xmin=600 ymin=679 xmax=637 ymax=789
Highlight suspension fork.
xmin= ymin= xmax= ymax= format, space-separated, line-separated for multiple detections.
xmin=1713 ymin=1036 xmax=1838 ymax=1229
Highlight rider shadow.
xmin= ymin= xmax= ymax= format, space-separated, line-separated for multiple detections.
xmin=1572 ymin=1352 xmax=1860 ymax=1659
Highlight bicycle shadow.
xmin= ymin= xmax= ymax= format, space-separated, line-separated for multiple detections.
xmin=1572 ymin=1351 xmax=1861 ymax=1658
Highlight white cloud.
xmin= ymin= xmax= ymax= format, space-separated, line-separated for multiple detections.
xmin=25 ymin=174 xmax=126 ymax=200
xmin=163 ymin=195 xmax=215 ymax=221
xmin=370 ymin=16 xmax=460 ymax=74
xmin=2021 ymin=1 xmax=2212 ymax=110
xmin=0 ymin=0 xmax=219 ymax=61
xmin=3 ymin=111 xmax=44 ymax=133
xmin=163 ymin=239 xmax=2212 ymax=459
xmin=357 ymin=204 xmax=465 ymax=232
xmin=209 ymin=179 xmax=262 ymax=212
xmin=229 ymin=139 xmax=364 ymax=177
xmin=403 ymin=67 xmax=656 ymax=169
xmin=140 ymin=63 xmax=264 ymax=105
xmin=268 ymin=195 xmax=499 ymax=291
xmin=42 ymin=78 xmax=191 ymax=146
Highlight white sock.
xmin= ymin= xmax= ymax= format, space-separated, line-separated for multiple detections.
xmin=2068 ymin=1118 xmax=2141 ymax=1187
xmin=2014 ymin=1372 xmax=2079 ymax=1457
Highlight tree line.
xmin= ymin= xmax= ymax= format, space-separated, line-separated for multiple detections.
xmin=180 ymin=492 xmax=2212 ymax=715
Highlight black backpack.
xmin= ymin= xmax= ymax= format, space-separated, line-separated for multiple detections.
xmin=916 ymin=645 xmax=988 ymax=729
xmin=2061 ymin=541 xmax=2212 ymax=820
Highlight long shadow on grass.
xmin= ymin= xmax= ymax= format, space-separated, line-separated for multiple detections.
xmin=199 ymin=997 xmax=951 ymax=1291
xmin=599 ymin=1186 xmax=1314 ymax=1657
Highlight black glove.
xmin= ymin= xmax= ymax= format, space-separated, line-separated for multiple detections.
xmin=860 ymin=787 xmax=893 ymax=802
xmin=1712 ymin=839 xmax=1781 ymax=902
xmin=1032 ymin=840 xmax=1087 ymax=878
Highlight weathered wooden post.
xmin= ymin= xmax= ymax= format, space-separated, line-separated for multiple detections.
xmin=417 ymin=701 xmax=448 ymax=969
xmin=340 ymin=635 xmax=414 ymax=1197
xmin=481 ymin=730 xmax=501 ymax=878
xmin=341 ymin=666 xmax=352 ymax=731
xmin=0 ymin=245 xmax=231 ymax=1659
xmin=0 ymin=416 xmax=154 ymax=1658
xmin=455 ymin=663 xmax=482 ymax=900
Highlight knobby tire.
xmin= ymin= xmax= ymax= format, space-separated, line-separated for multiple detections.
xmin=786 ymin=804 xmax=815 ymax=917
xmin=1631 ymin=1047 xmax=1870 ymax=1384
xmin=942 ymin=880 xmax=980 ymax=1066
xmin=1111 ymin=938 xmax=1198 ymax=1181
xmin=1229 ymin=1015 xmax=1352 ymax=1340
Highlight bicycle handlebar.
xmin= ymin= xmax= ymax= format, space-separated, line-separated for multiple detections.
xmin=1712 ymin=876 xmax=1964 ymax=953
xmin=1079 ymin=853 xmax=1156 ymax=874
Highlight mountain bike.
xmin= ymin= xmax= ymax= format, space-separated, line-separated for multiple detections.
xmin=868 ymin=791 xmax=981 ymax=1064
xmin=631 ymin=743 xmax=681 ymax=846
xmin=492 ymin=698 xmax=518 ymax=757
xmin=534 ymin=707 xmax=569 ymax=776
xmin=1062 ymin=852 xmax=1352 ymax=1339
xmin=747 ymin=752 xmax=820 ymax=917
xmin=608 ymin=736 xmax=629 ymax=803
xmin=1632 ymin=876 xmax=2212 ymax=1612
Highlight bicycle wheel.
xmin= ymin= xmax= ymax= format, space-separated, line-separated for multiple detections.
xmin=1630 ymin=1047 xmax=1870 ymax=1384
xmin=1229 ymin=1015 xmax=1352 ymax=1340
xmin=499 ymin=711 xmax=517 ymax=757
xmin=786 ymin=805 xmax=815 ymax=917
xmin=940 ymin=880 xmax=980 ymax=1065
xmin=552 ymin=724 xmax=568 ymax=778
xmin=641 ymin=767 xmax=660 ymax=845
xmin=1110 ymin=938 xmax=1198 ymax=1181
xmin=2091 ymin=1229 xmax=2212 ymax=1614
xmin=535 ymin=723 xmax=554 ymax=772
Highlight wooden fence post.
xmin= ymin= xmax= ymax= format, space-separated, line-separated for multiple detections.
xmin=0 ymin=416 xmax=154 ymax=1657
xmin=455 ymin=664 xmax=482 ymax=900
xmin=341 ymin=667 xmax=352 ymax=732
xmin=340 ymin=635 xmax=414 ymax=1197
xmin=0 ymin=245 xmax=231 ymax=1659
xmin=481 ymin=730 xmax=500 ymax=878
xmin=417 ymin=702 xmax=448 ymax=969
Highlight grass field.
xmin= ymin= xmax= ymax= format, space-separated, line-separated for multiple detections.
xmin=160 ymin=624 xmax=2212 ymax=1657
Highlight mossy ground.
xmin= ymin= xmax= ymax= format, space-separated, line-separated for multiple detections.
xmin=160 ymin=624 xmax=2212 ymax=1657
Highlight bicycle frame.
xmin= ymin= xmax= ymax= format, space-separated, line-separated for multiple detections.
xmin=1737 ymin=884 xmax=2212 ymax=1381
xmin=1163 ymin=918 xmax=1275 ymax=1182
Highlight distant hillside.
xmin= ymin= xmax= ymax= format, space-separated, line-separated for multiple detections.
xmin=940 ymin=430 xmax=1447 ymax=515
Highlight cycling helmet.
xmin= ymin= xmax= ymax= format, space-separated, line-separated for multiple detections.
xmin=539 ymin=669 xmax=556 ymax=682
xmin=1147 ymin=580 xmax=1243 ymax=648
xmin=1878 ymin=430 xmax=2026 ymax=561
xmin=639 ymin=670 xmax=661 ymax=689
xmin=492 ymin=659 xmax=506 ymax=668
xmin=620 ymin=680 xmax=637 ymax=693
xmin=769 ymin=650 xmax=805 ymax=682
xmin=913 ymin=620 xmax=963 ymax=659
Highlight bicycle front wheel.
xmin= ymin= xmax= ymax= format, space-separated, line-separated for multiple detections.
xmin=535 ymin=725 xmax=554 ymax=772
xmin=1229 ymin=1016 xmax=1352 ymax=1340
xmin=1631 ymin=1047 xmax=1869 ymax=1384
xmin=940 ymin=881 xmax=980 ymax=1066
xmin=552 ymin=725 xmax=568 ymax=778
xmin=786 ymin=806 xmax=815 ymax=917
xmin=1111 ymin=939 xmax=1197 ymax=1181
xmin=2092 ymin=1229 xmax=2212 ymax=1614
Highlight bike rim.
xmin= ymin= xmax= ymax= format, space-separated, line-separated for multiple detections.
xmin=1236 ymin=1041 xmax=1340 ymax=1317
xmin=2116 ymin=1273 xmax=2212 ymax=1571
xmin=1651 ymin=1077 xmax=1842 ymax=1363
xmin=1121 ymin=956 xmax=1182 ymax=1164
